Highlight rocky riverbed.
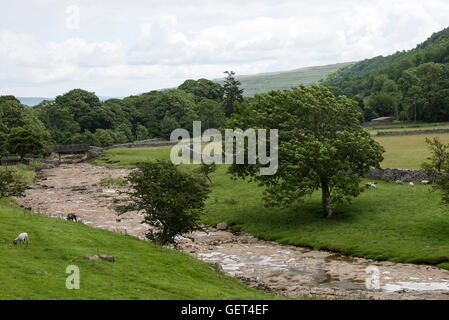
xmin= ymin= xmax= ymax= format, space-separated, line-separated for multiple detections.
xmin=14 ymin=163 xmax=449 ymax=300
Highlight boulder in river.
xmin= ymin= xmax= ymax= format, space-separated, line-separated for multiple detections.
xmin=216 ymin=222 xmax=228 ymax=231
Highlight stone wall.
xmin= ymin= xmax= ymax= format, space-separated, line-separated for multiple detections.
xmin=376 ymin=128 xmax=449 ymax=136
xmin=103 ymin=138 xmax=177 ymax=151
xmin=365 ymin=168 xmax=431 ymax=182
xmin=86 ymin=146 xmax=104 ymax=159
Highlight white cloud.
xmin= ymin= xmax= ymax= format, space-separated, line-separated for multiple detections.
xmin=1 ymin=0 xmax=449 ymax=97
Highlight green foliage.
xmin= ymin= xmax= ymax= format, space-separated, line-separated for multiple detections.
xmin=7 ymin=127 xmax=44 ymax=160
xmin=0 ymin=96 xmax=25 ymax=129
xmin=422 ymin=137 xmax=449 ymax=204
xmin=228 ymin=85 xmax=385 ymax=217
xmin=100 ymin=177 xmax=127 ymax=186
xmin=196 ymin=98 xmax=226 ymax=130
xmin=178 ymin=78 xmax=224 ymax=102
xmin=399 ymin=63 xmax=449 ymax=122
xmin=160 ymin=116 xmax=180 ymax=140
xmin=196 ymin=162 xmax=217 ymax=184
xmin=223 ymin=71 xmax=244 ymax=117
xmin=135 ymin=124 xmax=148 ymax=141
xmin=0 ymin=168 xmax=25 ymax=199
xmin=93 ymin=129 xmax=115 ymax=147
xmin=366 ymin=92 xmax=396 ymax=117
xmin=117 ymin=160 xmax=210 ymax=245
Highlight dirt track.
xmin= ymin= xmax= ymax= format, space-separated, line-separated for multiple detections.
xmin=15 ymin=163 xmax=449 ymax=300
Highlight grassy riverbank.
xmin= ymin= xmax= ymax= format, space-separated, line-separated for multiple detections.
xmin=0 ymin=198 xmax=275 ymax=299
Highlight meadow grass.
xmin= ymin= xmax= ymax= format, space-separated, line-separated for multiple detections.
xmin=0 ymin=198 xmax=276 ymax=300
xmin=93 ymin=134 xmax=449 ymax=269
xmin=377 ymin=133 xmax=449 ymax=169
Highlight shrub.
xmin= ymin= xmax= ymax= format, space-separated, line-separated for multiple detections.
xmin=117 ymin=160 xmax=210 ymax=245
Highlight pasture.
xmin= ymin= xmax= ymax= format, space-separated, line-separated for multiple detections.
xmin=0 ymin=198 xmax=274 ymax=299
xmin=93 ymin=133 xmax=449 ymax=270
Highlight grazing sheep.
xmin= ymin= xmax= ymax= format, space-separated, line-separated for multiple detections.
xmin=421 ymin=180 xmax=430 ymax=185
xmin=409 ymin=182 xmax=415 ymax=188
xmin=396 ymin=180 xmax=403 ymax=185
xmin=13 ymin=233 xmax=29 ymax=248
xmin=67 ymin=213 xmax=78 ymax=222
xmin=365 ymin=182 xmax=377 ymax=189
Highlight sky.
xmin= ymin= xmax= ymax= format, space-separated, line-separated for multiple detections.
xmin=1 ymin=0 xmax=449 ymax=98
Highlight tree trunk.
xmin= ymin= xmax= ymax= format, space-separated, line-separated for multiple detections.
xmin=321 ymin=179 xmax=333 ymax=218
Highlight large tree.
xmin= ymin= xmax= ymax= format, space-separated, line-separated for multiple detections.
xmin=178 ymin=78 xmax=224 ymax=102
xmin=399 ymin=63 xmax=449 ymax=122
xmin=228 ymin=85 xmax=385 ymax=217
xmin=223 ymin=71 xmax=244 ymax=117
xmin=7 ymin=127 xmax=44 ymax=160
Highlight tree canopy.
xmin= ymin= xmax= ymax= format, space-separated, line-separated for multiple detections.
xmin=228 ymin=85 xmax=385 ymax=217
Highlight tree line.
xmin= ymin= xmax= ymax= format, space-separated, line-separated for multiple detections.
xmin=0 ymin=71 xmax=244 ymax=159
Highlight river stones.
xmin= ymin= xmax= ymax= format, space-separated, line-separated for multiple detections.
xmin=216 ymin=222 xmax=228 ymax=230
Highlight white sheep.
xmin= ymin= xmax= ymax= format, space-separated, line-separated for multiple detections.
xmin=409 ymin=182 xmax=415 ymax=188
xmin=13 ymin=232 xmax=29 ymax=248
xmin=365 ymin=182 xmax=377 ymax=189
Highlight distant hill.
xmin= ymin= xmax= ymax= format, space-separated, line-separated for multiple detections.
xmin=215 ymin=62 xmax=354 ymax=96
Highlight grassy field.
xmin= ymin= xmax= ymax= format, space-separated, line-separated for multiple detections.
xmin=377 ymin=133 xmax=449 ymax=169
xmin=0 ymin=198 xmax=276 ymax=299
xmin=93 ymin=134 xmax=449 ymax=270
xmin=214 ymin=62 xmax=354 ymax=96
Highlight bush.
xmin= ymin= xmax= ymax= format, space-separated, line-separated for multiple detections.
xmin=117 ymin=160 xmax=210 ymax=245
xmin=0 ymin=168 xmax=25 ymax=199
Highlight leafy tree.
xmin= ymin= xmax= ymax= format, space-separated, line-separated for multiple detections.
xmin=0 ymin=96 xmax=25 ymax=130
xmin=117 ymin=160 xmax=210 ymax=245
xmin=399 ymin=63 xmax=449 ymax=122
xmin=7 ymin=127 xmax=44 ymax=160
xmin=223 ymin=71 xmax=244 ymax=117
xmin=160 ymin=116 xmax=180 ymax=140
xmin=367 ymin=92 xmax=396 ymax=117
xmin=0 ymin=168 xmax=25 ymax=199
xmin=54 ymin=89 xmax=104 ymax=132
xmin=178 ymin=79 xmax=224 ymax=102
xmin=71 ymin=130 xmax=99 ymax=146
xmin=196 ymin=162 xmax=217 ymax=184
xmin=422 ymin=138 xmax=449 ymax=204
xmin=0 ymin=117 xmax=7 ymax=156
xmin=196 ymin=98 xmax=226 ymax=130
xmin=136 ymin=125 xmax=149 ymax=141
xmin=228 ymin=85 xmax=385 ymax=217
xmin=93 ymin=129 xmax=115 ymax=147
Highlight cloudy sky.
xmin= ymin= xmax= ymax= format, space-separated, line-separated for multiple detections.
xmin=1 ymin=0 xmax=448 ymax=97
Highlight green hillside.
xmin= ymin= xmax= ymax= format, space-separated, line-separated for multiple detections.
xmin=0 ymin=198 xmax=274 ymax=300
xmin=216 ymin=62 xmax=354 ymax=96
xmin=319 ymin=26 xmax=449 ymax=96
xmin=319 ymin=26 xmax=449 ymax=122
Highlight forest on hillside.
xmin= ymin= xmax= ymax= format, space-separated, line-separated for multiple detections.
xmin=320 ymin=27 xmax=449 ymax=122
